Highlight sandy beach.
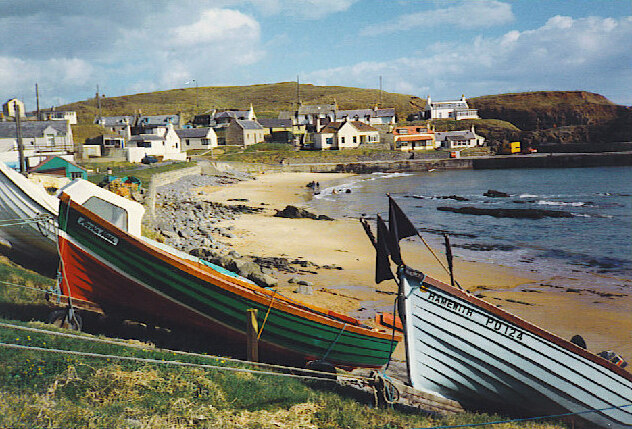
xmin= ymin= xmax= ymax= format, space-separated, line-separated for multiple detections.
xmin=196 ymin=171 xmax=631 ymax=364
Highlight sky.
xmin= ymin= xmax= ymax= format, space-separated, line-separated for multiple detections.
xmin=1 ymin=0 xmax=631 ymax=111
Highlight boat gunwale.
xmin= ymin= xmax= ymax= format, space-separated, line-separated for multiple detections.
xmin=403 ymin=265 xmax=632 ymax=382
xmin=58 ymin=192 xmax=399 ymax=342
xmin=0 ymin=162 xmax=58 ymax=216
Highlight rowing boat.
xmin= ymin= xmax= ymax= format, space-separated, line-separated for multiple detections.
xmin=57 ymin=179 xmax=400 ymax=368
xmin=399 ymin=265 xmax=632 ymax=427
xmin=0 ymin=162 xmax=59 ymax=270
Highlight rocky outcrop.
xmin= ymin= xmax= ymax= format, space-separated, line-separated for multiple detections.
xmin=274 ymin=205 xmax=333 ymax=220
xmin=437 ymin=206 xmax=573 ymax=219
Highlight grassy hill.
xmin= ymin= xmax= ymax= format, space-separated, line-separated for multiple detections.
xmin=61 ymin=85 xmax=631 ymax=148
xmin=61 ymin=82 xmax=425 ymax=125
xmin=469 ymin=91 xmax=626 ymax=131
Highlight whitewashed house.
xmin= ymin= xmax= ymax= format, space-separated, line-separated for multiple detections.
xmin=279 ymin=103 xmax=337 ymax=132
xmin=39 ymin=109 xmax=77 ymax=124
xmin=0 ymin=121 xmax=74 ymax=167
xmin=424 ymin=95 xmax=479 ymax=120
xmin=335 ymin=107 xmax=396 ymax=126
xmin=176 ymin=127 xmax=218 ymax=150
xmin=125 ymin=123 xmax=186 ymax=163
xmin=95 ymin=116 xmax=135 ymax=140
xmin=2 ymin=98 xmax=26 ymax=119
xmin=313 ymin=121 xmax=380 ymax=150
xmin=434 ymin=126 xmax=485 ymax=149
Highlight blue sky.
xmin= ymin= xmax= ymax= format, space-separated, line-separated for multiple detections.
xmin=1 ymin=0 xmax=631 ymax=110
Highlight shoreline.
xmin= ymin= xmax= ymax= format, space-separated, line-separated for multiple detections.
xmin=195 ymin=171 xmax=631 ymax=364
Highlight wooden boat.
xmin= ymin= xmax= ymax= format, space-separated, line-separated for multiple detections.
xmin=0 ymin=161 xmax=59 ymax=269
xmin=399 ymin=265 xmax=632 ymax=428
xmin=56 ymin=179 xmax=399 ymax=368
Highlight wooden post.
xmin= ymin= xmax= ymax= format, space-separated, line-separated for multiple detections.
xmin=246 ymin=309 xmax=259 ymax=362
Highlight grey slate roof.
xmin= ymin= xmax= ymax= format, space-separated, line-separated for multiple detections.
xmin=129 ymin=134 xmax=165 ymax=141
xmin=0 ymin=121 xmax=68 ymax=138
xmin=215 ymin=110 xmax=249 ymax=120
xmin=258 ymin=118 xmax=292 ymax=128
xmin=176 ymin=128 xmax=212 ymax=138
xmin=97 ymin=116 xmax=135 ymax=126
xmin=235 ymin=120 xmax=263 ymax=130
xmin=138 ymin=115 xmax=180 ymax=126
xmin=297 ymin=104 xmax=336 ymax=115
xmin=435 ymin=131 xmax=476 ymax=141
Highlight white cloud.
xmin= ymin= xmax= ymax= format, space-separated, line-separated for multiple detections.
xmin=252 ymin=0 xmax=358 ymax=19
xmin=0 ymin=56 xmax=94 ymax=108
xmin=170 ymin=9 xmax=260 ymax=46
xmin=362 ymin=1 xmax=514 ymax=36
xmin=307 ymin=15 xmax=632 ymax=105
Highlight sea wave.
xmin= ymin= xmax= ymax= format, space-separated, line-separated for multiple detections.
xmin=536 ymin=200 xmax=591 ymax=207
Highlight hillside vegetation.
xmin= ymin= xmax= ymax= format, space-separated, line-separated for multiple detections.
xmin=61 ymin=85 xmax=631 ymax=148
xmin=61 ymin=82 xmax=425 ymax=125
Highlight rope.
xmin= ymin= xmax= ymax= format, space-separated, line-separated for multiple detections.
xmin=415 ymin=403 xmax=632 ymax=429
xmin=415 ymin=231 xmax=453 ymax=279
xmin=384 ymin=296 xmax=398 ymax=371
xmin=0 ymin=321 xmax=372 ymax=383
xmin=0 ymin=279 xmax=59 ymax=296
xmin=0 ymin=341 xmax=347 ymax=383
xmin=321 ymin=323 xmax=347 ymax=362
xmin=257 ymin=289 xmax=277 ymax=340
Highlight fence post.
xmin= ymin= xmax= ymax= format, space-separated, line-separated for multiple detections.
xmin=246 ymin=309 xmax=259 ymax=362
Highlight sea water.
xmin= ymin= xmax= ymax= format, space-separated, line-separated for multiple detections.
xmin=308 ymin=166 xmax=632 ymax=291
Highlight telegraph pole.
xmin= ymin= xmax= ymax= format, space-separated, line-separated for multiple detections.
xmin=35 ymin=83 xmax=40 ymax=120
xmin=14 ymin=102 xmax=26 ymax=175
xmin=96 ymin=85 xmax=102 ymax=119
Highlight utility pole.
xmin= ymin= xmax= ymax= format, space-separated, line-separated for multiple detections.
xmin=296 ymin=75 xmax=300 ymax=109
xmin=35 ymin=83 xmax=40 ymax=120
xmin=195 ymin=79 xmax=199 ymax=112
xmin=14 ymin=102 xmax=26 ymax=175
xmin=96 ymin=85 xmax=102 ymax=119
xmin=379 ymin=75 xmax=383 ymax=107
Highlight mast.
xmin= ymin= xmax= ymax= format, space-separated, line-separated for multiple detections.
xmin=296 ymin=75 xmax=300 ymax=109
xmin=379 ymin=75 xmax=383 ymax=107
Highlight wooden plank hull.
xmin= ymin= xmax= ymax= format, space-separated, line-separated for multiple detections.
xmin=400 ymin=266 xmax=632 ymax=428
xmin=0 ymin=162 xmax=58 ymax=268
xmin=58 ymin=193 xmax=399 ymax=369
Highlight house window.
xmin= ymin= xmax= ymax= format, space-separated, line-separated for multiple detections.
xmin=186 ymin=139 xmax=190 ymax=146
xmin=202 ymin=138 xmax=209 ymax=146
xmin=46 ymin=134 xmax=55 ymax=146
xmin=340 ymin=137 xmax=345 ymax=144
xmin=353 ymin=136 xmax=357 ymax=144
xmin=326 ymin=137 xmax=333 ymax=145
xmin=70 ymin=171 xmax=83 ymax=179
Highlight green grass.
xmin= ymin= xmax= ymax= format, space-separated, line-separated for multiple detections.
xmin=58 ymin=82 xmax=425 ymax=127
xmin=0 ymin=258 xmax=568 ymax=428
xmin=82 ymin=161 xmax=192 ymax=188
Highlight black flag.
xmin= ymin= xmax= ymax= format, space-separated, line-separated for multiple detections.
xmin=387 ymin=196 xmax=417 ymax=265
xmin=375 ymin=215 xmax=395 ymax=283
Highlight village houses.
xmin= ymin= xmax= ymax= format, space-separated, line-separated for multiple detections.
xmin=313 ymin=121 xmax=380 ymax=150
xmin=176 ymin=127 xmax=218 ymax=150
xmin=423 ymin=95 xmax=479 ymax=120
xmin=393 ymin=125 xmax=436 ymax=151
xmin=434 ymin=126 xmax=485 ymax=149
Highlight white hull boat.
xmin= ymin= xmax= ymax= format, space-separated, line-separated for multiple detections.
xmin=0 ymin=162 xmax=59 ymax=269
xmin=400 ymin=265 xmax=632 ymax=428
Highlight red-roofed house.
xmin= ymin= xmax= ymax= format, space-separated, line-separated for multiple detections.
xmin=393 ymin=125 xmax=436 ymax=151
xmin=313 ymin=121 xmax=380 ymax=150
